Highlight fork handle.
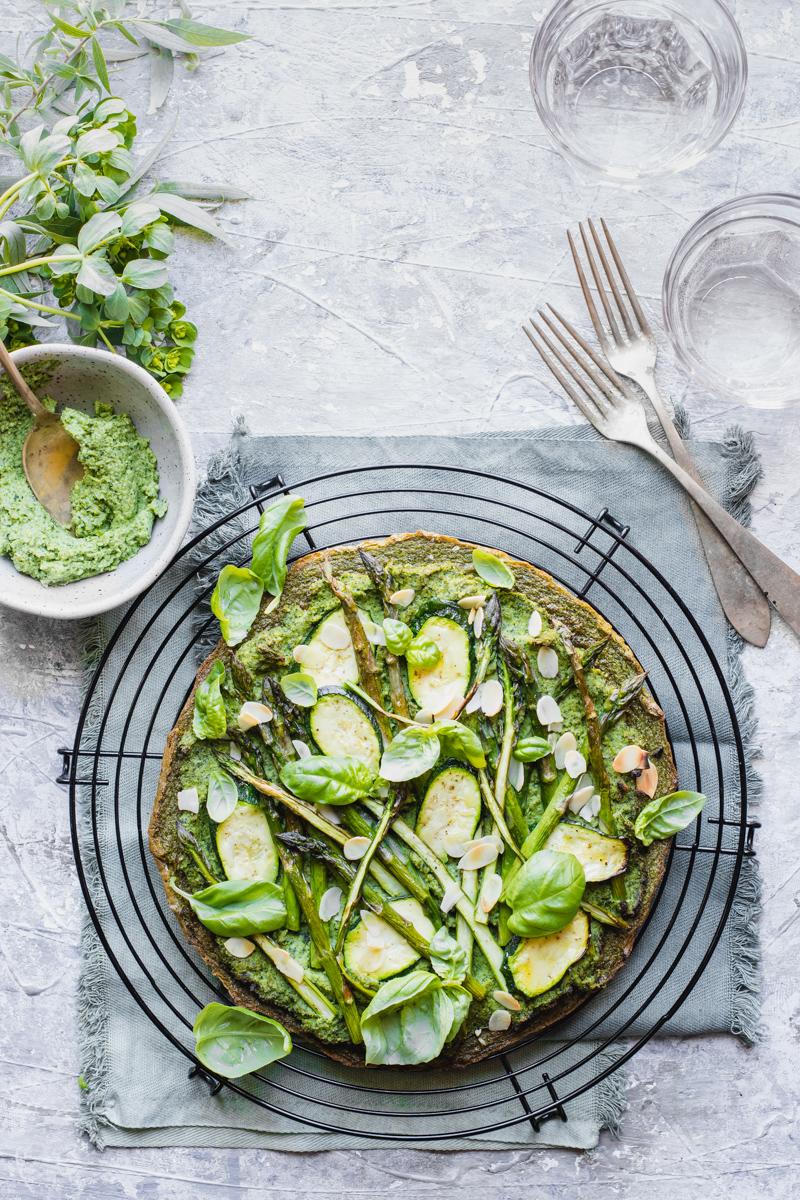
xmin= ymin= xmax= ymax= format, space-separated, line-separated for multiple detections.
xmin=644 ymin=439 xmax=800 ymax=639
xmin=637 ymin=372 xmax=771 ymax=647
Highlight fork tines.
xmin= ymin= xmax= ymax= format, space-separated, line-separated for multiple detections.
xmin=522 ymin=307 xmax=628 ymax=429
xmin=567 ymin=217 xmax=651 ymax=352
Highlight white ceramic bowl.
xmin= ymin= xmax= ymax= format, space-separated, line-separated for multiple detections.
xmin=1 ymin=344 xmax=196 ymax=619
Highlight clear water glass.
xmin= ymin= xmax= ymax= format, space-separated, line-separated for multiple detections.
xmin=663 ymin=194 xmax=800 ymax=410
xmin=530 ymin=0 xmax=747 ymax=182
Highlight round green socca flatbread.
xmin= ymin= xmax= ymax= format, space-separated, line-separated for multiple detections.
xmin=149 ymin=532 xmax=676 ymax=1067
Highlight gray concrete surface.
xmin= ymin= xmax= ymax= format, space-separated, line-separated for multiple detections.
xmin=2 ymin=0 xmax=800 ymax=1196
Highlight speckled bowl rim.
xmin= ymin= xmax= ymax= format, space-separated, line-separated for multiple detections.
xmin=1 ymin=343 xmax=196 ymax=620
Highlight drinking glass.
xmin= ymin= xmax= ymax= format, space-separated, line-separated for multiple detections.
xmin=530 ymin=0 xmax=747 ymax=182
xmin=663 ymin=194 xmax=800 ymax=410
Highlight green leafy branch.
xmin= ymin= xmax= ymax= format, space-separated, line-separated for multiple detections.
xmin=0 ymin=2 xmax=249 ymax=395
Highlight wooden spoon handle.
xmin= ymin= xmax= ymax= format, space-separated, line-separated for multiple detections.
xmin=0 ymin=338 xmax=48 ymax=417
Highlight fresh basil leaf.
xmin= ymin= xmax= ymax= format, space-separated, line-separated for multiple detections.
xmin=280 ymin=755 xmax=375 ymax=805
xmin=406 ymin=634 xmax=442 ymax=670
xmin=379 ymin=726 xmax=440 ymax=782
xmin=279 ymin=672 xmax=318 ymax=708
xmin=504 ymin=849 xmax=585 ymax=937
xmin=211 ymin=565 xmax=264 ymax=647
xmin=250 ymin=495 xmax=307 ymax=600
xmin=634 ymin=790 xmax=707 ymax=847
xmin=430 ymin=720 xmax=486 ymax=768
xmin=360 ymin=970 xmax=470 ymax=1066
xmin=193 ymin=1002 xmax=292 ymax=1079
xmin=429 ymin=927 xmax=467 ymax=983
xmin=206 ymin=766 xmax=238 ymax=823
xmin=383 ymin=617 xmax=412 ymax=655
xmin=513 ymin=736 xmax=552 ymax=763
xmin=472 ymin=547 xmax=515 ymax=589
xmin=192 ymin=661 xmax=228 ymax=740
xmin=173 ymin=878 xmax=286 ymax=936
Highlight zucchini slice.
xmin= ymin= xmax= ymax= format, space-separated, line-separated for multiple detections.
xmin=303 ymin=609 xmax=358 ymax=688
xmin=508 ymin=910 xmax=589 ymax=998
xmin=342 ymin=898 xmax=435 ymax=983
xmin=544 ymin=822 xmax=628 ymax=882
xmin=308 ymin=687 xmax=382 ymax=772
xmin=216 ymin=802 xmax=279 ymax=883
xmin=408 ymin=605 xmax=472 ymax=711
xmin=416 ymin=761 xmax=482 ymax=859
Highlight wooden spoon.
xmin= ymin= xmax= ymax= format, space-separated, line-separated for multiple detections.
xmin=0 ymin=339 xmax=84 ymax=528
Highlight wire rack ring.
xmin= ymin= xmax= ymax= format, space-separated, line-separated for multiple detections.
xmin=66 ymin=464 xmax=751 ymax=1141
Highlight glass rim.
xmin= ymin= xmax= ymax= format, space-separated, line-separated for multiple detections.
xmin=662 ymin=191 xmax=800 ymax=405
xmin=529 ymin=0 xmax=748 ymax=183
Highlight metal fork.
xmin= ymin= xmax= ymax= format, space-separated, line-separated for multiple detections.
xmin=523 ymin=308 xmax=800 ymax=642
xmin=567 ymin=218 xmax=771 ymax=648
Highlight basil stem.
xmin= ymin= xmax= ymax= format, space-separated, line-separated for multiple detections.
xmin=362 ymin=799 xmax=508 ymax=989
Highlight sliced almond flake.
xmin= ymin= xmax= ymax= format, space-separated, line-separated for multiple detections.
xmin=474 ymin=606 xmax=485 ymax=639
xmin=458 ymin=840 xmax=500 ymax=871
xmin=292 ymin=643 xmax=323 ymax=668
xmin=414 ymin=708 xmax=434 ymax=725
xmin=292 ymin=738 xmax=312 ymax=759
xmin=548 ymin=720 xmax=563 ymax=734
xmin=492 ymin=989 xmax=522 ymax=1013
xmin=636 ymin=763 xmax=659 ymax=798
xmin=458 ymin=835 xmax=503 ymax=855
xmin=343 ymin=836 xmax=371 ymax=861
xmin=480 ymin=871 xmax=503 ymax=914
xmin=271 ymin=946 xmax=305 ymax=982
xmin=579 ymin=802 xmax=596 ymax=823
xmin=488 ymin=1008 xmax=512 ymax=1032
xmin=319 ymin=886 xmax=343 ymax=922
xmin=507 ymin=756 xmax=525 ymax=792
xmin=480 ymin=678 xmax=504 ymax=718
xmin=389 ymin=587 xmax=415 ymax=608
xmin=467 ymin=606 xmax=476 ymax=626
xmin=237 ymin=700 xmax=274 ymax=731
xmin=177 ymin=787 xmax=200 ymax=814
xmin=554 ymin=730 xmax=577 ymax=770
xmin=436 ymin=693 xmax=465 ymax=721
xmin=465 ymin=690 xmax=482 ymax=715
xmin=440 ymin=881 xmax=462 ymax=913
xmin=358 ymin=609 xmax=386 ymax=645
xmin=590 ymin=794 xmax=601 ymax=817
xmin=458 ymin=594 xmax=487 ymax=610
xmin=224 ymin=936 xmax=255 ymax=959
xmin=527 ymin=610 xmax=543 ymax=638
xmin=319 ymin=621 xmax=351 ymax=650
xmin=612 ymin=744 xmax=648 ymax=774
xmin=568 ymin=784 xmax=595 ymax=813
xmin=228 ymin=740 xmax=242 ymax=761
xmin=537 ymin=646 xmax=559 ymax=679
xmin=564 ymin=749 xmax=587 ymax=779
xmin=319 ymin=804 xmax=342 ymax=826
xmin=536 ymin=694 xmax=562 ymax=726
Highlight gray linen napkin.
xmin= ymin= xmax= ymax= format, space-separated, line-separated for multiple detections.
xmin=78 ymin=424 xmax=761 ymax=1150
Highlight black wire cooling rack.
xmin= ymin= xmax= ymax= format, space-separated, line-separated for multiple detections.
xmin=62 ymin=464 xmax=756 ymax=1141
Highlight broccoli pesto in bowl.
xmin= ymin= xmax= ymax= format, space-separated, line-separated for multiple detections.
xmin=0 ymin=380 xmax=166 ymax=586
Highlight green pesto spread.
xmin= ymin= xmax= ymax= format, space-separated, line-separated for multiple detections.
xmin=0 ymin=377 xmax=166 ymax=586
xmin=155 ymin=536 xmax=672 ymax=1056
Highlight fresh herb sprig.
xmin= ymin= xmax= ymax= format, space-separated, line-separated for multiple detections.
xmin=0 ymin=2 xmax=248 ymax=394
